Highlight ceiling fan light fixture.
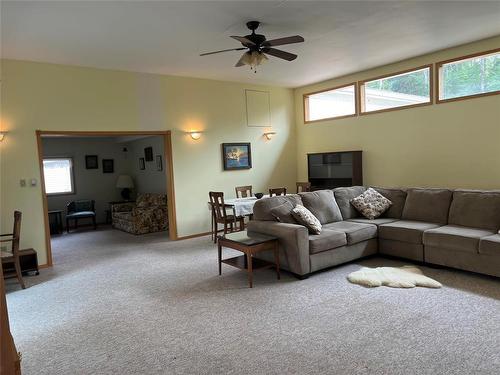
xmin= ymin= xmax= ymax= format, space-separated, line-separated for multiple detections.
xmin=241 ymin=51 xmax=268 ymax=72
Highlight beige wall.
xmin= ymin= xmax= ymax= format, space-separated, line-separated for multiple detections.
xmin=0 ymin=61 xmax=296 ymax=265
xmin=294 ymin=36 xmax=500 ymax=190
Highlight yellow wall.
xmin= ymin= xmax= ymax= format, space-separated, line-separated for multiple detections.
xmin=294 ymin=36 xmax=500 ymax=189
xmin=0 ymin=60 xmax=296 ymax=265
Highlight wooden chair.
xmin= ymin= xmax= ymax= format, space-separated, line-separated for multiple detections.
xmin=235 ymin=185 xmax=253 ymax=198
xmin=296 ymin=182 xmax=311 ymax=193
xmin=209 ymin=192 xmax=244 ymax=243
xmin=269 ymin=187 xmax=287 ymax=197
xmin=1 ymin=211 xmax=25 ymax=289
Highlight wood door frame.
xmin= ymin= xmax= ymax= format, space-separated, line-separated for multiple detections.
xmin=36 ymin=130 xmax=178 ymax=267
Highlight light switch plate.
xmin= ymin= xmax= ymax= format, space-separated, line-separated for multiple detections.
xmin=30 ymin=179 xmax=37 ymax=186
xmin=20 ymin=179 xmax=26 ymax=187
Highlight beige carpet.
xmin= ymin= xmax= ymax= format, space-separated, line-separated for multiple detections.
xmin=5 ymin=227 xmax=500 ymax=375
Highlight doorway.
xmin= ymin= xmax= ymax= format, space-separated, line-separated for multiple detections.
xmin=36 ymin=131 xmax=177 ymax=267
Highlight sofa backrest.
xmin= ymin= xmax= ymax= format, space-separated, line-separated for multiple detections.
xmin=402 ymin=188 xmax=452 ymax=224
xmin=372 ymin=187 xmax=407 ymax=219
xmin=448 ymin=190 xmax=500 ymax=231
xmin=333 ymin=186 xmax=367 ymax=219
xmin=299 ymin=190 xmax=343 ymax=224
xmin=252 ymin=194 xmax=302 ymax=221
xmin=136 ymin=193 xmax=167 ymax=207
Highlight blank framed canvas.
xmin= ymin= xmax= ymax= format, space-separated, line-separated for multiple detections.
xmin=245 ymin=89 xmax=271 ymax=127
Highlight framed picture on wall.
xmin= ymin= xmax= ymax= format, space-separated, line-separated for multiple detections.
xmin=144 ymin=147 xmax=153 ymax=161
xmin=222 ymin=143 xmax=252 ymax=170
xmin=156 ymin=155 xmax=163 ymax=171
xmin=85 ymin=155 xmax=98 ymax=169
xmin=139 ymin=158 xmax=145 ymax=170
xmin=102 ymin=159 xmax=114 ymax=173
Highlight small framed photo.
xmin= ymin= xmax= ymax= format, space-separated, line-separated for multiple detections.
xmin=144 ymin=146 xmax=153 ymax=161
xmin=156 ymin=155 xmax=163 ymax=171
xmin=139 ymin=158 xmax=145 ymax=170
xmin=102 ymin=159 xmax=114 ymax=173
xmin=222 ymin=143 xmax=252 ymax=170
xmin=85 ymin=155 xmax=98 ymax=169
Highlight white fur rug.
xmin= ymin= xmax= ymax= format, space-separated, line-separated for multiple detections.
xmin=347 ymin=266 xmax=442 ymax=288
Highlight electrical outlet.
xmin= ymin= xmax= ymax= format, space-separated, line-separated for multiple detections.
xmin=20 ymin=179 xmax=26 ymax=187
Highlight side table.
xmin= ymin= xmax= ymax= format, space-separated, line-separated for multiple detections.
xmin=217 ymin=231 xmax=280 ymax=288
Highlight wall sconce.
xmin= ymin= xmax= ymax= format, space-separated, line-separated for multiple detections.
xmin=0 ymin=132 xmax=7 ymax=141
xmin=263 ymin=131 xmax=276 ymax=140
xmin=188 ymin=131 xmax=202 ymax=140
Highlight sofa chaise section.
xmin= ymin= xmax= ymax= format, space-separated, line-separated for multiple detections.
xmin=424 ymin=190 xmax=500 ymax=277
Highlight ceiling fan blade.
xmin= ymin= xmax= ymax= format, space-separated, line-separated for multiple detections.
xmin=262 ymin=35 xmax=304 ymax=47
xmin=230 ymin=36 xmax=256 ymax=46
xmin=262 ymin=48 xmax=297 ymax=61
xmin=200 ymin=47 xmax=246 ymax=56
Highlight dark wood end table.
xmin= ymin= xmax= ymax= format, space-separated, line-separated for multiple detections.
xmin=217 ymin=231 xmax=280 ymax=288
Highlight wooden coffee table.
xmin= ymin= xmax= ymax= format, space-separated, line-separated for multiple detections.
xmin=217 ymin=231 xmax=280 ymax=288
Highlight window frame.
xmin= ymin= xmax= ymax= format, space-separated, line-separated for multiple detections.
xmin=303 ymin=82 xmax=358 ymax=124
xmin=436 ymin=47 xmax=500 ymax=104
xmin=358 ymin=64 xmax=434 ymax=116
xmin=42 ymin=157 xmax=76 ymax=196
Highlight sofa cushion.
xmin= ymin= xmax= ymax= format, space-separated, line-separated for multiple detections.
xmin=136 ymin=193 xmax=167 ymax=207
xmin=350 ymin=188 xmax=392 ymax=220
xmin=347 ymin=218 xmax=398 ymax=226
xmin=372 ymin=187 xmax=407 ymax=219
xmin=253 ymin=195 xmax=302 ymax=221
xmin=323 ymin=221 xmax=377 ymax=245
xmin=292 ymin=204 xmax=322 ymax=234
xmin=333 ymin=186 xmax=367 ymax=220
xmin=402 ymin=188 xmax=452 ymax=224
xmin=379 ymin=220 xmax=440 ymax=244
xmin=299 ymin=190 xmax=343 ymax=224
xmin=479 ymin=234 xmax=500 ymax=256
xmin=270 ymin=202 xmax=297 ymax=224
xmin=423 ymin=225 xmax=494 ymax=254
xmin=448 ymin=191 xmax=500 ymax=231
xmin=309 ymin=230 xmax=347 ymax=254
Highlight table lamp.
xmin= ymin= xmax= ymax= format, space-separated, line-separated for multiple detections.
xmin=116 ymin=175 xmax=134 ymax=201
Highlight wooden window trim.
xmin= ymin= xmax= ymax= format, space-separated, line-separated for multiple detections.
xmin=303 ymin=82 xmax=358 ymax=124
xmin=358 ymin=64 xmax=434 ymax=116
xmin=42 ymin=157 xmax=76 ymax=196
xmin=436 ymin=47 xmax=500 ymax=104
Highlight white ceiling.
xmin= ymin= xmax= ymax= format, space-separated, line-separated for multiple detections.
xmin=2 ymin=1 xmax=500 ymax=88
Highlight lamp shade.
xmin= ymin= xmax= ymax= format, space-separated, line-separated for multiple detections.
xmin=116 ymin=175 xmax=134 ymax=189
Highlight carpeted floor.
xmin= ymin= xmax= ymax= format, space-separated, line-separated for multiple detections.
xmin=5 ymin=227 xmax=500 ymax=375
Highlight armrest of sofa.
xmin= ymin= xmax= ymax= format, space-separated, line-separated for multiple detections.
xmin=247 ymin=220 xmax=310 ymax=276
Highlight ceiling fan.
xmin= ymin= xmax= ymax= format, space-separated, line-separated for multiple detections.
xmin=200 ymin=21 xmax=304 ymax=72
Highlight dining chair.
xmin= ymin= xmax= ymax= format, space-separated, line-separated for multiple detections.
xmin=269 ymin=187 xmax=287 ymax=196
xmin=1 ymin=211 xmax=25 ymax=289
xmin=209 ymin=192 xmax=245 ymax=243
xmin=296 ymin=182 xmax=312 ymax=193
xmin=235 ymin=185 xmax=253 ymax=198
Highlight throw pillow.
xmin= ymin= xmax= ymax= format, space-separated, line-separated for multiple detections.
xmin=291 ymin=204 xmax=322 ymax=234
xmin=350 ymin=188 xmax=393 ymax=220
xmin=270 ymin=202 xmax=297 ymax=224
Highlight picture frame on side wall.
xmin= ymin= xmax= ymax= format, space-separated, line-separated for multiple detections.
xmin=85 ymin=155 xmax=98 ymax=169
xmin=156 ymin=155 xmax=163 ymax=171
xmin=222 ymin=143 xmax=252 ymax=170
xmin=139 ymin=158 xmax=145 ymax=170
xmin=144 ymin=147 xmax=153 ymax=161
xmin=102 ymin=159 xmax=114 ymax=173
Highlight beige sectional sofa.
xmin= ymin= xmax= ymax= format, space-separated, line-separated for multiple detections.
xmin=247 ymin=187 xmax=500 ymax=279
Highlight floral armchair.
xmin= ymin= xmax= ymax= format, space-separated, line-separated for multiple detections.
xmin=112 ymin=193 xmax=168 ymax=235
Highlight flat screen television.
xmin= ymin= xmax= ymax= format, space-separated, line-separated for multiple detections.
xmin=307 ymin=151 xmax=362 ymax=190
